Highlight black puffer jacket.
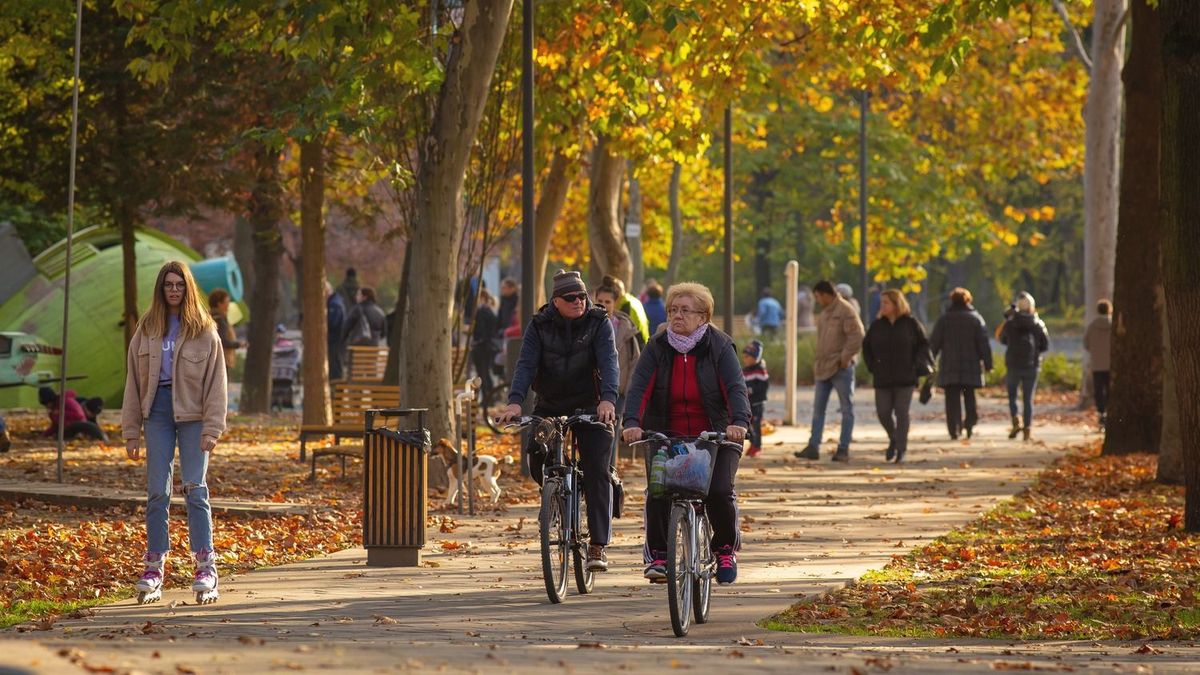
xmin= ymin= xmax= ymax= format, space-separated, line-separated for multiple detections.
xmin=1000 ymin=312 xmax=1050 ymax=370
xmin=507 ymin=303 xmax=619 ymax=415
xmin=930 ymin=304 xmax=993 ymax=387
xmin=863 ymin=315 xmax=931 ymax=388
xmin=622 ymin=326 xmax=752 ymax=433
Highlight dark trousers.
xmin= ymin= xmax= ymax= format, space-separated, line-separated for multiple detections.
xmin=562 ymin=421 xmax=613 ymax=547
xmin=748 ymin=402 xmax=764 ymax=449
xmin=471 ymin=346 xmax=497 ymax=403
xmin=1094 ymin=371 xmax=1111 ymax=415
xmin=874 ymin=386 xmax=913 ymax=454
xmin=643 ymin=443 xmax=741 ymax=561
xmin=1007 ymin=367 xmax=1039 ymax=428
xmin=62 ymin=421 xmax=107 ymax=442
xmin=943 ymin=385 xmax=978 ymax=437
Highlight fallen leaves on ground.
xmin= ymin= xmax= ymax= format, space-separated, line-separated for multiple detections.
xmin=770 ymin=442 xmax=1200 ymax=641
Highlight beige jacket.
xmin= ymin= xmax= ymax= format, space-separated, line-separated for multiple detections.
xmin=1084 ymin=316 xmax=1112 ymax=372
xmin=813 ymin=296 xmax=865 ymax=381
xmin=121 ymin=327 xmax=228 ymax=441
xmin=612 ymin=311 xmax=642 ymax=395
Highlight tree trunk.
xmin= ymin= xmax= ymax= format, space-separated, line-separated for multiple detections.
xmin=120 ymin=213 xmax=138 ymax=348
xmin=234 ymin=215 xmax=255 ymax=300
xmin=1157 ymin=308 xmax=1183 ymax=484
xmin=666 ymin=162 xmax=683 ymax=286
xmin=626 ymin=163 xmax=644 ymax=293
xmin=239 ymin=142 xmax=284 ymax=415
xmin=1160 ymin=0 xmax=1200 ymax=530
xmin=533 ymin=151 xmax=571 ymax=308
xmin=586 ymin=135 xmax=630 ymax=286
xmin=1082 ymin=0 xmax=1128 ymax=406
xmin=1104 ymin=0 xmax=1163 ymax=456
xmin=299 ymin=135 xmax=330 ymax=426
xmin=403 ymin=0 xmax=514 ymax=451
xmin=384 ymin=243 xmax=411 ymax=390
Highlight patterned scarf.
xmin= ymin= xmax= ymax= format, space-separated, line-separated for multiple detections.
xmin=667 ymin=322 xmax=709 ymax=354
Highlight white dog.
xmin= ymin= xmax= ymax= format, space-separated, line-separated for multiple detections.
xmin=435 ymin=438 xmax=512 ymax=506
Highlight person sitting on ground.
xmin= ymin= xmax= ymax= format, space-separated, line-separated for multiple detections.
xmin=741 ymin=340 xmax=769 ymax=457
xmin=603 ymin=275 xmax=650 ymax=345
xmin=497 ymin=270 xmax=620 ymax=573
xmin=1084 ymin=299 xmax=1113 ymax=427
xmin=39 ymin=386 xmax=107 ymax=442
xmin=622 ymin=282 xmax=751 ymax=585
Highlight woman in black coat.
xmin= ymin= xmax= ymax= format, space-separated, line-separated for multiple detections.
xmin=929 ymin=287 xmax=993 ymax=440
xmin=862 ymin=290 xmax=931 ymax=463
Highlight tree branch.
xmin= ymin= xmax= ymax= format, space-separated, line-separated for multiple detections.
xmin=1052 ymin=0 xmax=1093 ymax=73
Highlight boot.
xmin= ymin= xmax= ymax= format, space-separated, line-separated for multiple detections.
xmin=1007 ymin=415 xmax=1021 ymax=440
xmin=1022 ymin=427 xmax=1031 ymax=442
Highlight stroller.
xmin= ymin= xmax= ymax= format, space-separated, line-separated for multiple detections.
xmin=271 ymin=325 xmax=299 ymax=411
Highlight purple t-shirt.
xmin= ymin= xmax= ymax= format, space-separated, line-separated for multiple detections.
xmin=159 ymin=315 xmax=181 ymax=385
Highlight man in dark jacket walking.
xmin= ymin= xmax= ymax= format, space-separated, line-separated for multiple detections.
xmin=325 ymin=280 xmax=346 ymax=381
xmin=342 ymin=286 xmax=388 ymax=348
xmin=930 ymin=287 xmax=993 ymax=440
xmin=498 ymin=270 xmax=619 ymax=572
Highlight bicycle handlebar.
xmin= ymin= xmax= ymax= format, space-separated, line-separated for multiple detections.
xmin=502 ymin=413 xmax=612 ymax=432
xmin=629 ymin=430 xmax=740 ymax=449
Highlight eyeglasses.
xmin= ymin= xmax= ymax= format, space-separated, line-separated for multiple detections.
xmin=163 ymin=283 xmax=187 ymax=291
xmin=668 ymin=307 xmax=704 ymax=317
xmin=559 ymin=293 xmax=588 ymax=303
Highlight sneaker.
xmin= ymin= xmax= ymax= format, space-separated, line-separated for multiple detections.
xmin=793 ymin=445 xmax=820 ymax=460
xmin=586 ymin=545 xmax=608 ymax=572
xmin=831 ymin=447 xmax=849 ymax=462
xmin=644 ymin=559 xmax=667 ymax=582
xmin=715 ymin=546 xmax=737 ymax=585
xmin=746 ymin=446 xmax=762 ymax=458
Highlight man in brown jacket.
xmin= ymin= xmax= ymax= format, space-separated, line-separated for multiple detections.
xmin=795 ymin=280 xmax=865 ymax=462
xmin=1084 ymin=299 xmax=1113 ymax=426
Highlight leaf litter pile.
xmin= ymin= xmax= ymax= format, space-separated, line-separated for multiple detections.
xmin=771 ymin=442 xmax=1200 ymax=640
xmin=0 ymin=413 xmax=529 ymax=628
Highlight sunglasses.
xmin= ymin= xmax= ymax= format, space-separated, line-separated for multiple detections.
xmin=559 ymin=292 xmax=588 ymax=303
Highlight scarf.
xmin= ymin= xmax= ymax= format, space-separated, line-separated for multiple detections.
xmin=667 ymin=322 xmax=709 ymax=354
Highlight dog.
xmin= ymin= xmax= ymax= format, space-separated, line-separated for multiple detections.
xmin=434 ymin=438 xmax=513 ymax=506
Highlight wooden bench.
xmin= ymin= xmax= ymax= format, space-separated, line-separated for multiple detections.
xmin=346 ymin=345 xmax=388 ymax=382
xmin=310 ymin=444 xmax=363 ymax=481
xmin=298 ymin=382 xmax=401 ymax=461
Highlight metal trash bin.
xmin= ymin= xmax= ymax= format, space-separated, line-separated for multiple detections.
xmin=362 ymin=407 xmax=430 ymax=567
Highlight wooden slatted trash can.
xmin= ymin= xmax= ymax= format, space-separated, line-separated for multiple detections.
xmin=362 ymin=408 xmax=430 ymax=567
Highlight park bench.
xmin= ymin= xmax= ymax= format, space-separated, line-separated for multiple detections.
xmin=346 ymin=345 xmax=388 ymax=382
xmin=299 ymin=381 xmax=400 ymax=465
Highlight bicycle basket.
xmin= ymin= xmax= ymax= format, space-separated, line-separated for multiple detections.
xmin=649 ymin=439 xmax=720 ymax=498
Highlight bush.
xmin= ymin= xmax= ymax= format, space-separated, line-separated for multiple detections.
xmin=985 ymin=353 xmax=1080 ymax=391
xmin=758 ymin=332 xmax=870 ymax=386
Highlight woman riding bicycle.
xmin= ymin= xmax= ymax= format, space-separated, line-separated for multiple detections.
xmin=498 ymin=270 xmax=619 ymax=572
xmin=621 ymin=282 xmax=750 ymax=585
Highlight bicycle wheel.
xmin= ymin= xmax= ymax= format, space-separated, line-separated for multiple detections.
xmin=480 ymin=382 xmax=511 ymax=434
xmin=539 ymin=479 xmax=569 ymax=603
xmin=666 ymin=503 xmax=694 ymax=637
xmin=571 ymin=473 xmax=595 ymax=595
xmin=693 ymin=512 xmax=714 ymax=624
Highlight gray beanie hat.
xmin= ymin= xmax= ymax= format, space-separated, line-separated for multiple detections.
xmin=551 ymin=269 xmax=586 ymax=298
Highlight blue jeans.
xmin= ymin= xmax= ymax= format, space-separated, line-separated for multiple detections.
xmin=145 ymin=386 xmax=212 ymax=554
xmin=808 ymin=366 xmax=855 ymax=450
xmin=1006 ymin=367 xmax=1039 ymax=429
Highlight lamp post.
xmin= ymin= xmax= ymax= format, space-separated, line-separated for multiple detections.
xmin=519 ymin=0 xmax=535 ymax=476
xmin=723 ymin=104 xmax=734 ymax=334
xmin=858 ymin=89 xmax=869 ymax=326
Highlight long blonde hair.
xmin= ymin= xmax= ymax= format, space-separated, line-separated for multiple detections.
xmin=136 ymin=261 xmax=216 ymax=340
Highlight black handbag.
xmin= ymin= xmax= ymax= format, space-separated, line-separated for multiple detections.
xmin=919 ymin=372 xmax=936 ymax=404
xmin=610 ymin=468 xmax=625 ymax=519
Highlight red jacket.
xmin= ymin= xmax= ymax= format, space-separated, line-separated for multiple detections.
xmin=44 ymin=390 xmax=87 ymax=436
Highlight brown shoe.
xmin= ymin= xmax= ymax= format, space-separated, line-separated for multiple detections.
xmin=586 ymin=545 xmax=608 ymax=572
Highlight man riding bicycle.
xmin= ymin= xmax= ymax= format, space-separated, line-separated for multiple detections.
xmin=498 ymin=270 xmax=619 ymax=572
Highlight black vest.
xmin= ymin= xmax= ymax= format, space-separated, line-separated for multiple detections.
xmin=531 ymin=305 xmax=608 ymax=414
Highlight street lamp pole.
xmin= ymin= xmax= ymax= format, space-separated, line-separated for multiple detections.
xmin=723 ymin=104 xmax=734 ymax=334
xmin=858 ymin=89 xmax=869 ymax=326
xmin=519 ymin=0 xmax=535 ymax=476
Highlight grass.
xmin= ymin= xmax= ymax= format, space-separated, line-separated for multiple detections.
xmin=1 ymin=593 xmax=131 ymax=630
xmin=766 ymin=444 xmax=1200 ymax=641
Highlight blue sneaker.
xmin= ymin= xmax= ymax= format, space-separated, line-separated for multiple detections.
xmin=715 ymin=545 xmax=737 ymax=585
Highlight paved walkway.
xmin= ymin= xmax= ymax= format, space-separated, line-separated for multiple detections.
xmin=5 ymin=389 xmax=1196 ymax=673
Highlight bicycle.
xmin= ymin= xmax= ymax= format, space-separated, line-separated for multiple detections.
xmin=633 ymin=431 xmax=735 ymax=637
xmin=505 ymin=413 xmax=611 ymax=603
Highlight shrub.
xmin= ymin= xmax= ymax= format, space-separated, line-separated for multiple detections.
xmin=985 ymin=353 xmax=1080 ymax=391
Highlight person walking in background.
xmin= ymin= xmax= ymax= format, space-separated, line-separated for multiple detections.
xmin=930 ymin=287 xmax=993 ymax=440
xmin=336 ymin=267 xmax=359 ymax=310
xmin=496 ymin=278 xmax=520 ymax=336
xmin=741 ymin=340 xmax=769 ymax=458
xmin=603 ymin=274 xmax=650 ymax=345
xmin=208 ymin=289 xmax=241 ymax=376
xmin=794 ymin=280 xmax=865 ymax=462
xmin=121 ymin=260 xmax=227 ymax=605
xmin=325 ymin=280 xmax=346 ymax=381
xmin=1000 ymin=293 xmax=1050 ymax=441
xmin=836 ymin=283 xmax=862 ymax=318
xmin=594 ymin=280 xmax=642 ymax=420
xmin=621 ymin=282 xmax=750 ymax=585
xmin=796 ymin=285 xmax=815 ymax=331
xmin=756 ymin=288 xmax=783 ymax=338
xmin=343 ymin=286 xmax=387 ymax=347
xmin=642 ymin=280 xmax=667 ymax=335
xmin=1084 ymin=299 xmax=1113 ymax=427
xmin=470 ymin=288 xmax=501 ymax=408
xmin=863 ymin=290 xmax=931 ymax=463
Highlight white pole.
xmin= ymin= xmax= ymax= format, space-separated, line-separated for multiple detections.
xmin=784 ymin=261 xmax=798 ymax=426
xmin=56 ymin=0 xmax=85 ymax=483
